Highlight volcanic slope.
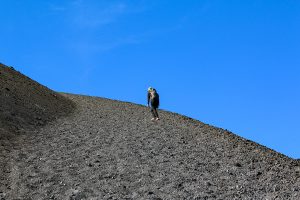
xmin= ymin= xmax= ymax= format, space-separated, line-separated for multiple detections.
xmin=1 ymin=64 xmax=300 ymax=199
xmin=0 ymin=63 xmax=75 ymax=133
xmin=0 ymin=63 xmax=75 ymax=198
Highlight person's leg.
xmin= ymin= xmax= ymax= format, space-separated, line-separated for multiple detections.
xmin=150 ymin=107 xmax=156 ymax=120
xmin=151 ymin=98 xmax=159 ymax=120
xmin=154 ymin=108 xmax=159 ymax=120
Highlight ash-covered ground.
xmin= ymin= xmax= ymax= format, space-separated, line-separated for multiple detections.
xmin=1 ymin=64 xmax=299 ymax=199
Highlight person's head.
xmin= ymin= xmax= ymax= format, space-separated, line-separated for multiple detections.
xmin=148 ymin=87 xmax=153 ymax=92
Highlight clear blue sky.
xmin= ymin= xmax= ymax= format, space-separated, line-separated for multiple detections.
xmin=1 ymin=0 xmax=299 ymax=158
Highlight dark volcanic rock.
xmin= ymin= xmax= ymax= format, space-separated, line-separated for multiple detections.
xmin=0 ymin=63 xmax=75 ymax=133
xmin=0 ymin=63 xmax=75 ymax=198
xmin=0 ymin=63 xmax=299 ymax=199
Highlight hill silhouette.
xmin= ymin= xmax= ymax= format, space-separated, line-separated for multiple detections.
xmin=0 ymin=63 xmax=299 ymax=199
xmin=0 ymin=63 xmax=75 ymax=133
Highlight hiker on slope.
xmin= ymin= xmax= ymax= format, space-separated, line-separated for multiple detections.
xmin=147 ymin=87 xmax=160 ymax=121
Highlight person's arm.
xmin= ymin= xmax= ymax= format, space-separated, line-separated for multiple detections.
xmin=147 ymin=92 xmax=150 ymax=106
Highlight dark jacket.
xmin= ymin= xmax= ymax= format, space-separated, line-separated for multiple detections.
xmin=148 ymin=90 xmax=159 ymax=108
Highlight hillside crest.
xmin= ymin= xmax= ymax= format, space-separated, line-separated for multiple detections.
xmin=0 ymin=63 xmax=299 ymax=199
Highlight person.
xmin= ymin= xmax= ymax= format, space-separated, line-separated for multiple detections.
xmin=147 ymin=87 xmax=160 ymax=121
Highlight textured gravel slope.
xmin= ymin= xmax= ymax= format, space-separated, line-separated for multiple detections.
xmin=0 ymin=63 xmax=74 ymax=199
xmin=1 ymin=64 xmax=299 ymax=199
xmin=0 ymin=63 xmax=74 ymax=133
xmin=2 ymin=93 xmax=299 ymax=200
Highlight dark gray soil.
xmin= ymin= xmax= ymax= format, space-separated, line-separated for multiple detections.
xmin=0 ymin=63 xmax=75 ymax=133
xmin=1 ymin=64 xmax=300 ymax=199
xmin=0 ymin=63 xmax=75 ymax=199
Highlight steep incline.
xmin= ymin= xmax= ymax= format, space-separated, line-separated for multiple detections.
xmin=0 ymin=64 xmax=299 ymax=199
xmin=0 ymin=63 xmax=75 ymax=133
xmin=3 ymin=94 xmax=300 ymax=199
xmin=0 ymin=63 xmax=75 ymax=198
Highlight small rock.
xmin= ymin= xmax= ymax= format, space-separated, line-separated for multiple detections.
xmin=257 ymin=171 xmax=262 ymax=176
xmin=273 ymin=185 xmax=280 ymax=192
xmin=235 ymin=163 xmax=242 ymax=167
xmin=0 ymin=192 xmax=6 ymax=199
xmin=35 ymin=116 xmax=42 ymax=120
xmin=88 ymin=163 xmax=93 ymax=167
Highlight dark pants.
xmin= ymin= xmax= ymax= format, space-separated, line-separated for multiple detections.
xmin=150 ymin=96 xmax=159 ymax=118
xmin=151 ymin=107 xmax=159 ymax=118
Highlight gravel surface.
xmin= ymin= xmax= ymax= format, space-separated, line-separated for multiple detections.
xmin=0 ymin=63 xmax=74 ymax=199
xmin=0 ymin=63 xmax=75 ymax=133
xmin=1 ymin=64 xmax=300 ymax=199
